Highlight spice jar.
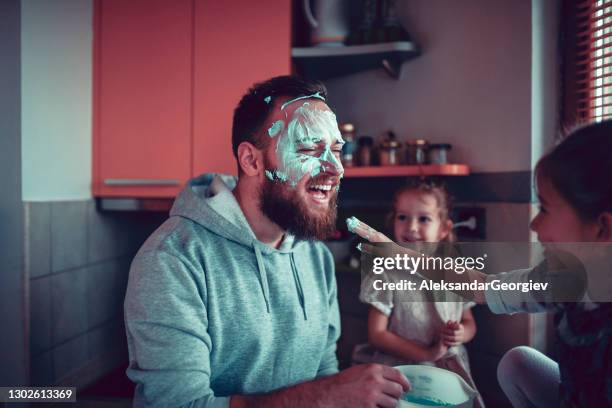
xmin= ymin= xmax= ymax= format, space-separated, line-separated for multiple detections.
xmin=339 ymin=123 xmax=356 ymax=167
xmin=428 ymin=143 xmax=452 ymax=165
xmin=379 ymin=131 xmax=402 ymax=166
xmin=405 ymin=139 xmax=428 ymax=165
xmin=357 ymin=136 xmax=373 ymax=166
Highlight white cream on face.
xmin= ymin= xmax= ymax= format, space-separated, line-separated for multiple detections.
xmin=268 ymin=120 xmax=284 ymax=137
xmin=279 ymin=91 xmax=325 ymax=110
xmin=266 ymin=98 xmax=344 ymax=187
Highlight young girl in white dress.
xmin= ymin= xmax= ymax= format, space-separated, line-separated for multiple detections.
xmin=357 ymin=182 xmax=485 ymax=408
xmin=352 ymin=120 xmax=612 ymax=407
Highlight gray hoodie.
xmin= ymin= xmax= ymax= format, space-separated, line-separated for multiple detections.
xmin=124 ymin=174 xmax=340 ymax=408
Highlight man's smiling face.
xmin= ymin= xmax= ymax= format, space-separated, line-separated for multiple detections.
xmin=259 ymin=97 xmax=345 ymax=239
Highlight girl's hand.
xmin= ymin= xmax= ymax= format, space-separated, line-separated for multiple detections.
xmin=442 ymin=320 xmax=465 ymax=347
xmin=428 ymin=339 xmax=449 ymax=361
xmin=346 ymin=217 xmax=393 ymax=243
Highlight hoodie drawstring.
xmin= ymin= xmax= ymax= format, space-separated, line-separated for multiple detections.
xmin=290 ymin=253 xmax=308 ymax=320
xmin=254 ymin=246 xmax=271 ymax=313
xmin=254 ymin=246 xmax=308 ymax=320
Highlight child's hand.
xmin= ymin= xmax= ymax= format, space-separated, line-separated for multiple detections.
xmin=442 ymin=320 xmax=465 ymax=347
xmin=346 ymin=216 xmax=393 ymax=243
xmin=428 ymin=339 xmax=449 ymax=361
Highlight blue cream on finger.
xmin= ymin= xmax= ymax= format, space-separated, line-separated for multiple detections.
xmin=346 ymin=216 xmax=360 ymax=233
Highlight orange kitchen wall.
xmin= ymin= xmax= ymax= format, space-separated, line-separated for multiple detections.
xmin=93 ymin=0 xmax=291 ymax=197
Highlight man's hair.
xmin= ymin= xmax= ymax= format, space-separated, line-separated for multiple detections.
xmin=231 ymin=75 xmax=327 ymax=158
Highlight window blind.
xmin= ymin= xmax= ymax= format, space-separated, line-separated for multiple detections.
xmin=576 ymin=0 xmax=612 ymax=121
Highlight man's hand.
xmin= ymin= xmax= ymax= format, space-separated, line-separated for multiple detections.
xmin=231 ymin=364 xmax=410 ymax=408
xmin=441 ymin=320 xmax=465 ymax=347
xmin=321 ymin=364 xmax=411 ymax=408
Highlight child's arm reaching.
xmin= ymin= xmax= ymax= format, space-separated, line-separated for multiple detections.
xmin=441 ymin=309 xmax=477 ymax=347
xmin=367 ymin=307 xmax=448 ymax=363
xmin=347 ymin=217 xmax=488 ymax=304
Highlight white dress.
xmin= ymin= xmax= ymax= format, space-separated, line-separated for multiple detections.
xmin=358 ymin=270 xmax=485 ymax=408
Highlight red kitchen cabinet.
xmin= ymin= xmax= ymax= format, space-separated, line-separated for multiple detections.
xmin=93 ymin=0 xmax=291 ymax=198
xmin=93 ymin=0 xmax=193 ymax=198
xmin=192 ymin=0 xmax=291 ymax=176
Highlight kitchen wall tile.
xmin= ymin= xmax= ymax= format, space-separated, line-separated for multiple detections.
xmin=122 ymin=215 xmax=148 ymax=257
xmin=30 ymin=350 xmax=54 ymax=386
xmin=88 ymin=203 xmax=166 ymax=263
xmin=87 ymin=260 xmax=122 ymax=327
xmin=0 ymin=268 xmax=26 ymax=386
xmin=447 ymin=171 xmax=533 ymax=203
xmin=53 ymin=333 xmax=88 ymax=381
xmin=124 ymin=222 xmax=146 ymax=256
xmin=123 ymin=212 xmax=167 ymax=255
xmin=88 ymin=201 xmax=119 ymax=263
xmin=481 ymin=202 xmax=532 ymax=241
xmin=51 ymin=201 xmax=88 ymax=273
xmin=25 ymin=202 xmax=51 ymax=278
xmin=30 ymin=276 xmax=52 ymax=354
xmin=87 ymin=319 xmax=124 ymax=360
xmin=51 ymin=267 xmax=87 ymax=344
xmin=88 ymin=201 xmax=140 ymax=263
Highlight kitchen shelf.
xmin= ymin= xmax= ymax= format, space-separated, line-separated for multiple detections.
xmin=97 ymin=165 xmax=469 ymax=211
xmin=292 ymin=41 xmax=419 ymax=80
xmin=343 ymin=164 xmax=470 ymax=178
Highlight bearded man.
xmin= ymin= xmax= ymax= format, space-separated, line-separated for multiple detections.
xmin=124 ymin=76 xmax=409 ymax=408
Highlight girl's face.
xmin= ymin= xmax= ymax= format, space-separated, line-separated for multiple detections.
xmin=530 ymin=174 xmax=600 ymax=242
xmin=393 ymin=191 xmax=451 ymax=243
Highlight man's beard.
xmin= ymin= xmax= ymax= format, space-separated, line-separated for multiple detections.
xmin=260 ymin=175 xmax=338 ymax=241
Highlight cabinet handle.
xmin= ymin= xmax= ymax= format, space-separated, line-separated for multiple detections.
xmin=104 ymin=178 xmax=180 ymax=186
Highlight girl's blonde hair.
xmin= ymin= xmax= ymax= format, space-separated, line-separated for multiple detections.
xmin=390 ymin=180 xmax=455 ymax=242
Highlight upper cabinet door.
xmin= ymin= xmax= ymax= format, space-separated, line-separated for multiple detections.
xmin=192 ymin=0 xmax=291 ymax=177
xmin=93 ymin=0 xmax=193 ymax=197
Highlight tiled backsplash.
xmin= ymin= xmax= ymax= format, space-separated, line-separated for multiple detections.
xmin=25 ymin=200 xmax=165 ymax=387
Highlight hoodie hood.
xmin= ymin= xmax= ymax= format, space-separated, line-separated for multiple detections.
xmin=169 ymin=173 xmax=308 ymax=317
xmin=170 ymin=173 xmax=301 ymax=253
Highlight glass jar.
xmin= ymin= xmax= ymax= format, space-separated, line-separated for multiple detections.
xmin=357 ymin=136 xmax=373 ymax=166
xmin=405 ymin=139 xmax=428 ymax=165
xmin=379 ymin=132 xmax=402 ymax=166
xmin=339 ymin=123 xmax=356 ymax=167
xmin=428 ymin=143 xmax=452 ymax=165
